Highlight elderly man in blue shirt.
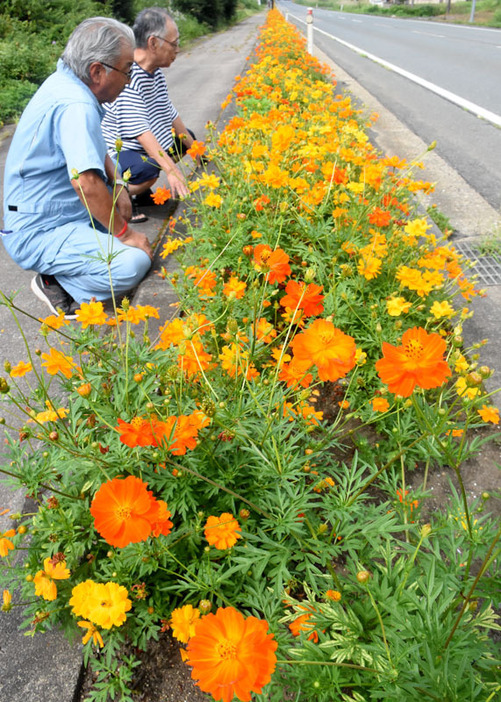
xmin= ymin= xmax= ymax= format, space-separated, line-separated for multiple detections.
xmin=2 ymin=17 xmax=152 ymax=318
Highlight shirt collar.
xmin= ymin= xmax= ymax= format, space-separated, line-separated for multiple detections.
xmin=57 ymin=59 xmax=104 ymax=117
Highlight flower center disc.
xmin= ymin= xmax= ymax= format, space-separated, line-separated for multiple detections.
xmin=116 ymin=506 xmax=132 ymax=520
xmin=404 ymin=340 xmax=424 ymax=360
xmin=217 ymin=640 xmax=237 ymax=660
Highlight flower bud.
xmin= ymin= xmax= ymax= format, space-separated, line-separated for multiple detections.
xmin=466 ymin=372 xmax=482 ymax=387
xmin=198 ymin=599 xmax=212 ymax=614
xmin=478 ymin=366 xmax=492 ymax=379
xmin=356 ymin=570 xmax=370 ymax=584
xmin=76 ymin=383 xmax=92 ymax=397
xmin=420 ymin=523 xmax=431 ymax=538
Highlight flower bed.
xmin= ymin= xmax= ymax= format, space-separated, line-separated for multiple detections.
xmin=1 ymin=10 xmax=500 ymax=702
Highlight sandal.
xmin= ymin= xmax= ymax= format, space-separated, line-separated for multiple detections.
xmin=130 ymin=211 xmax=148 ymax=224
xmin=131 ymin=198 xmax=149 ymax=224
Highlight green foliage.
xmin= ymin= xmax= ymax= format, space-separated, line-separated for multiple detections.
xmin=0 ymin=79 xmax=38 ymax=123
xmin=172 ymin=0 xmax=242 ymax=29
xmin=1 ymin=10 xmax=500 ymax=702
xmin=0 ymin=0 xmax=110 ymax=124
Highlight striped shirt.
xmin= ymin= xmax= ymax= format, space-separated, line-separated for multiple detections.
xmin=102 ymin=63 xmax=179 ymax=156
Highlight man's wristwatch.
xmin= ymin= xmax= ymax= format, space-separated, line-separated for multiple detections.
xmin=114 ymin=179 xmax=129 ymax=192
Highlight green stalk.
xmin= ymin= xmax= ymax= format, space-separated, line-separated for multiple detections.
xmin=444 ymin=523 xmax=501 ymax=650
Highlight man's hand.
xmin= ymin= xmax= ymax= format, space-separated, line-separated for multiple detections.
xmin=166 ymin=166 xmax=189 ymax=198
xmin=115 ymin=186 xmax=132 ymax=221
xmin=120 ymin=227 xmax=153 ymax=260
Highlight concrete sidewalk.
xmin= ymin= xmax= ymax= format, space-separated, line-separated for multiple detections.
xmin=0 ymin=8 xmax=499 ymax=701
xmin=0 ymin=14 xmax=265 ymax=702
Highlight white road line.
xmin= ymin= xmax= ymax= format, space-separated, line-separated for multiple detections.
xmin=312 ymin=24 xmax=501 ymax=128
xmin=412 ymin=30 xmax=445 ymax=38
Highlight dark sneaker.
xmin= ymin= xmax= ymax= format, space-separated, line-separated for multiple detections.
xmin=130 ymin=197 xmax=148 ymax=224
xmin=31 ymin=274 xmax=78 ymax=320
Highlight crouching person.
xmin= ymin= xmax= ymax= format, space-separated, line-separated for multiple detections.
xmin=2 ymin=17 xmax=152 ymax=318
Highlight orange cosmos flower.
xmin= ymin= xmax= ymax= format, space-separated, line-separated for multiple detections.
xmin=186 ymin=267 xmax=217 ymax=297
xmin=178 ymin=339 xmax=212 ymax=377
xmin=187 ymin=140 xmax=206 ymax=158
xmin=154 ymin=414 xmax=200 ymax=455
xmin=10 ymin=361 xmax=33 ymax=377
xmin=150 ymin=499 xmax=174 ymax=537
xmin=477 ymin=405 xmax=499 ymax=424
xmin=375 ymin=326 xmax=451 ymax=397
xmin=253 ymin=194 xmax=270 ymax=211
xmin=291 ymin=319 xmax=357 ymax=382
xmin=90 ymin=475 xmax=172 ymax=548
xmin=41 ymin=347 xmax=77 ymax=378
xmin=254 ymin=317 xmax=277 ymax=344
xmin=368 ymin=207 xmax=392 ymax=227
xmin=76 ymin=301 xmax=108 ymax=327
xmin=116 ymin=416 xmax=156 ymax=447
xmin=0 ymin=529 xmax=16 ymax=557
xmin=33 ymin=556 xmax=71 ymax=601
xmin=372 ymin=397 xmax=390 ymax=412
xmin=325 ymin=589 xmax=342 ymax=601
xmin=204 ymin=513 xmax=241 ymax=550
xmin=280 ymin=280 xmax=324 ymax=317
xmin=186 ymin=607 xmax=277 ymax=702
xmin=289 ymin=611 xmax=318 ymax=643
xmin=252 ymin=244 xmax=291 ymax=284
xmin=151 ymin=186 xmax=172 ymax=205
xmin=278 ymin=359 xmax=313 ymax=389
xmin=223 ymin=276 xmax=246 ymax=299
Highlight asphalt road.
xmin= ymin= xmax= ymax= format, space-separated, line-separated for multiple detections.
xmin=280 ymin=1 xmax=501 ymax=212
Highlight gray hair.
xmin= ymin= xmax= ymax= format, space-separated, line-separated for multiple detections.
xmin=133 ymin=7 xmax=174 ymax=49
xmin=62 ymin=17 xmax=135 ymax=84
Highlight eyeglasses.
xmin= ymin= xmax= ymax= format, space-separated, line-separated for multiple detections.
xmin=100 ymin=61 xmax=132 ymax=79
xmin=153 ymin=35 xmax=180 ymax=49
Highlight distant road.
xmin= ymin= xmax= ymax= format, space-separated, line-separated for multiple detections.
xmin=280 ymin=2 xmax=501 ymax=212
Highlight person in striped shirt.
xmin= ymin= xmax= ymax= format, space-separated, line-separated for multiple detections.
xmin=102 ymin=7 xmax=199 ymax=222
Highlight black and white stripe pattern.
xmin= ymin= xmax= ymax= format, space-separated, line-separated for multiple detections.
xmin=102 ymin=63 xmax=179 ymax=154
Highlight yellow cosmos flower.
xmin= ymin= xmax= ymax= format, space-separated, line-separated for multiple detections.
xmin=404 ymin=218 xmax=431 ymax=240
xmin=33 ymin=406 xmax=68 ymax=423
xmin=170 ymin=604 xmax=200 ymax=643
xmin=2 ymin=589 xmax=12 ymax=612
xmin=78 ymin=620 xmax=104 ymax=647
xmin=456 ymin=377 xmax=480 ymax=401
xmin=41 ymin=347 xmax=77 ymax=378
xmin=357 ymin=255 xmax=381 ymax=281
xmin=10 ymin=361 xmax=33 ymax=377
xmin=70 ymin=580 xmax=131 ymax=629
xmin=34 ymin=557 xmax=71 ymax=601
xmin=477 ymin=405 xmax=499 ymax=424
xmin=454 ymin=354 xmax=470 ymax=373
xmin=386 ymin=297 xmax=412 ymax=317
xmin=430 ymin=300 xmax=455 ymax=319
xmin=0 ymin=529 xmax=16 ymax=558
xmin=204 ymin=193 xmax=223 ymax=208
xmin=75 ymin=301 xmax=108 ymax=328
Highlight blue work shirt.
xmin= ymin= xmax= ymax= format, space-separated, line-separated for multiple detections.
xmin=2 ymin=60 xmax=108 ymax=270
